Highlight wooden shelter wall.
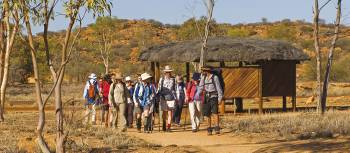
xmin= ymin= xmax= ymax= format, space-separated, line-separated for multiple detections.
xmin=262 ymin=61 xmax=296 ymax=97
xmin=222 ymin=68 xmax=260 ymax=98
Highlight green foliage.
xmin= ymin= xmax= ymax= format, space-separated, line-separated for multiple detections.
xmin=227 ymin=27 xmax=255 ymax=38
xmin=301 ymin=54 xmax=350 ymax=82
xmin=266 ymin=23 xmax=297 ymax=42
xmin=176 ymin=17 xmax=225 ymax=40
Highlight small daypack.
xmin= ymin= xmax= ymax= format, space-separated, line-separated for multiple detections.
xmin=88 ymin=81 xmax=97 ymax=98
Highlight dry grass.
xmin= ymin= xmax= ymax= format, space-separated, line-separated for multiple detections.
xmin=0 ymin=111 xmax=158 ymax=153
xmin=223 ymin=110 xmax=350 ymax=140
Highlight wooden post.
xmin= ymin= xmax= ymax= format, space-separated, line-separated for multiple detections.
xmin=282 ymin=96 xmax=287 ymax=112
xmin=219 ymin=99 xmax=225 ymax=114
xmin=220 ymin=61 xmax=225 ymax=67
xmin=259 ymin=97 xmax=263 ymax=114
xmin=186 ymin=62 xmax=190 ymax=83
xmin=155 ymin=62 xmax=160 ymax=83
xmin=258 ymin=65 xmax=263 ymax=114
xmin=292 ymin=96 xmax=296 ymax=112
xmin=235 ymin=98 xmax=243 ymax=112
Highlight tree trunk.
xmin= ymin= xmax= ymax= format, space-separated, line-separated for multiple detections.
xmin=23 ymin=7 xmax=51 ymax=152
xmin=313 ymin=0 xmax=322 ymax=113
xmin=320 ymin=0 xmax=342 ymax=114
xmin=199 ymin=0 xmax=214 ymax=68
xmin=105 ymin=62 xmax=109 ymax=74
xmin=0 ymin=0 xmax=18 ymax=121
xmin=54 ymin=16 xmax=75 ymax=153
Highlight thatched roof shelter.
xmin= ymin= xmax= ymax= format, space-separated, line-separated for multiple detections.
xmin=139 ymin=37 xmax=309 ymax=63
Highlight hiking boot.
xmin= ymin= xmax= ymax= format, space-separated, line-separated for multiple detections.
xmin=215 ymin=126 xmax=220 ymax=135
xmin=207 ymin=127 xmax=213 ymax=136
xmin=166 ymin=124 xmax=171 ymax=132
xmin=137 ymin=128 xmax=142 ymax=133
xmin=136 ymin=118 xmax=142 ymax=131
xmin=192 ymin=129 xmax=197 ymax=133
xmin=162 ymin=122 xmax=167 ymax=132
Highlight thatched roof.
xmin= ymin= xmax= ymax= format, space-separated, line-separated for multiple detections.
xmin=139 ymin=37 xmax=309 ymax=63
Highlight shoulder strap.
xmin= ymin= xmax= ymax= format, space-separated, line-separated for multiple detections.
xmin=160 ymin=77 xmax=164 ymax=92
xmin=111 ymin=83 xmax=116 ymax=97
xmin=211 ymin=75 xmax=217 ymax=92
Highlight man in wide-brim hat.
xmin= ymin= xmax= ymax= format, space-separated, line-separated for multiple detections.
xmin=157 ymin=65 xmax=176 ymax=132
xmin=197 ymin=65 xmax=223 ymax=135
xmin=108 ymin=73 xmax=131 ymax=132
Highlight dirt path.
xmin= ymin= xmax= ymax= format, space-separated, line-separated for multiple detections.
xmin=127 ymin=124 xmax=350 ymax=153
xmin=127 ymin=124 xmax=268 ymax=153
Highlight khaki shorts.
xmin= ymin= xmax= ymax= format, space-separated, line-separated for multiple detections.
xmin=160 ymin=99 xmax=175 ymax=111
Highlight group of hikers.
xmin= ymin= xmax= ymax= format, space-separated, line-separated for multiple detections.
xmin=83 ymin=65 xmax=223 ymax=135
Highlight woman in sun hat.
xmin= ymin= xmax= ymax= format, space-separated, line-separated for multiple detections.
xmin=83 ymin=73 xmax=100 ymax=125
xmin=125 ymin=76 xmax=135 ymax=128
xmin=134 ymin=73 xmax=156 ymax=133
xmin=108 ymin=73 xmax=131 ymax=132
xmin=157 ymin=65 xmax=176 ymax=132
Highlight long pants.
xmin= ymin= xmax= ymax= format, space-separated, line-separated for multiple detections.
xmin=84 ymin=104 xmax=96 ymax=124
xmin=109 ymin=103 xmax=127 ymax=130
xmin=173 ymin=99 xmax=184 ymax=124
xmin=189 ymin=100 xmax=201 ymax=130
xmin=126 ymin=103 xmax=134 ymax=127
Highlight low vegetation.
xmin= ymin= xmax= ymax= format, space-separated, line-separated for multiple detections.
xmin=223 ymin=111 xmax=350 ymax=140
xmin=0 ymin=111 xmax=159 ymax=152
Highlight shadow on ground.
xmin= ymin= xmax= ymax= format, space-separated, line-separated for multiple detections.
xmin=254 ymin=139 xmax=350 ymax=153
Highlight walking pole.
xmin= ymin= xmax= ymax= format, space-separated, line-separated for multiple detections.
xmin=183 ymin=104 xmax=187 ymax=131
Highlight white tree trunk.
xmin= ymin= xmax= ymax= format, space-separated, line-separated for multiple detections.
xmin=313 ymin=0 xmax=322 ymax=113
xmin=199 ymin=0 xmax=214 ymax=68
xmin=320 ymin=0 xmax=342 ymax=114
xmin=0 ymin=0 xmax=18 ymax=122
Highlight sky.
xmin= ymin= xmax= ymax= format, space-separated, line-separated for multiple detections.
xmin=32 ymin=0 xmax=350 ymax=34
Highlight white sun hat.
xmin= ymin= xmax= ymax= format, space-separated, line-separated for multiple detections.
xmin=163 ymin=65 xmax=173 ymax=72
xmin=88 ymin=73 xmax=97 ymax=79
xmin=125 ymin=76 xmax=132 ymax=81
xmin=141 ymin=73 xmax=152 ymax=81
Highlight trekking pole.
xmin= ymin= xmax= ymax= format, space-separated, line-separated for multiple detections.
xmin=183 ymin=104 xmax=187 ymax=131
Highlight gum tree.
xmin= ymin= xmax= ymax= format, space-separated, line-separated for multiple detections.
xmin=20 ymin=0 xmax=111 ymax=152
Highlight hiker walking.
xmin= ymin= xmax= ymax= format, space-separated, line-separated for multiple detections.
xmin=172 ymin=75 xmax=187 ymax=126
xmin=108 ymin=73 xmax=131 ymax=132
xmin=134 ymin=73 xmax=156 ymax=133
xmin=186 ymin=73 xmax=202 ymax=132
xmin=125 ymin=76 xmax=135 ymax=128
xmin=133 ymin=74 xmax=143 ymax=132
xmin=99 ymin=74 xmax=112 ymax=127
xmin=83 ymin=73 xmax=100 ymax=125
xmin=197 ymin=66 xmax=223 ymax=135
xmin=157 ymin=65 xmax=176 ymax=132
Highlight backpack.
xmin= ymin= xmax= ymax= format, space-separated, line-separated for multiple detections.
xmin=88 ymin=81 xmax=97 ymax=98
xmin=211 ymin=68 xmax=225 ymax=94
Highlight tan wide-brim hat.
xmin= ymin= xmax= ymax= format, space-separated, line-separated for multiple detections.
xmin=163 ymin=65 xmax=173 ymax=72
xmin=113 ymin=73 xmax=123 ymax=80
xmin=141 ymin=73 xmax=152 ymax=81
